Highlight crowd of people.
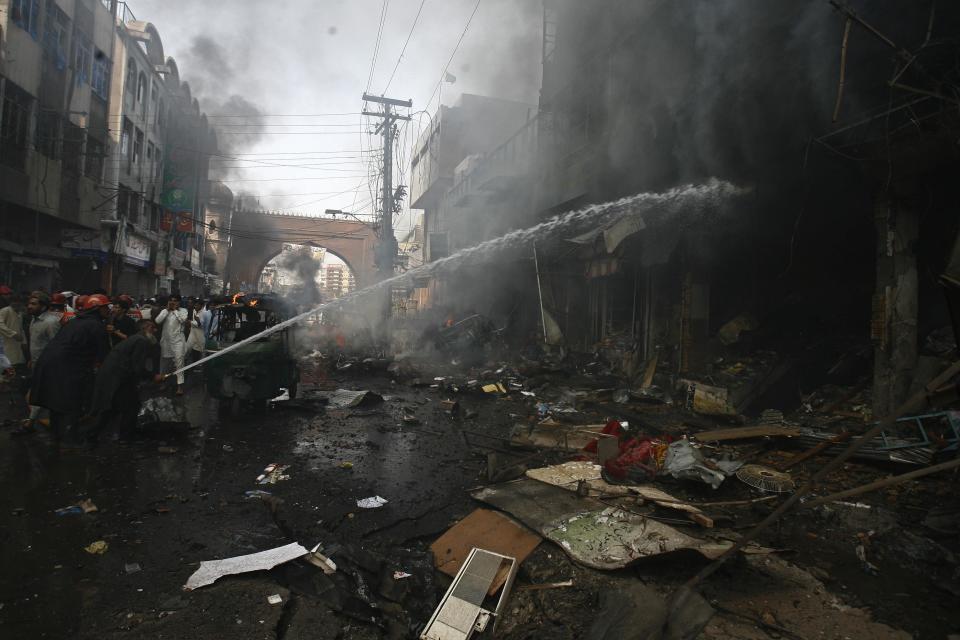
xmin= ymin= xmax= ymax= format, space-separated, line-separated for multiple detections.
xmin=0 ymin=286 xmax=226 ymax=446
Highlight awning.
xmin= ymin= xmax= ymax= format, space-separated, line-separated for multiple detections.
xmin=567 ymin=214 xmax=646 ymax=254
xmin=12 ymin=256 xmax=58 ymax=268
xmin=0 ymin=239 xmax=24 ymax=255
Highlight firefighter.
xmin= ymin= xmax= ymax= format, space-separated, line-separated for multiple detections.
xmin=30 ymin=294 xmax=111 ymax=446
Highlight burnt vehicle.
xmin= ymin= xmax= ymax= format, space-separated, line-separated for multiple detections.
xmin=204 ymin=294 xmax=299 ymax=413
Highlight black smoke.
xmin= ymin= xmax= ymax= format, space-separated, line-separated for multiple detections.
xmin=277 ymin=247 xmax=321 ymax=306
xmin=179 ymin=35 xmax=267 ymax=169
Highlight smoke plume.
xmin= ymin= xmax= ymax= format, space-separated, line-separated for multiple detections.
xmin=179 ymin=35 xmax=267 ymax=171
xmin=278 ymin=247 xmax=321 ymax=306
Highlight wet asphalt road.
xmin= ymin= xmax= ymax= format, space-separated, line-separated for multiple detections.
xmin=0 ymin=367 xmax=503 ymax=639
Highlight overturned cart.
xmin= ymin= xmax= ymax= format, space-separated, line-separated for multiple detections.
xmin=204 ymin=295 xmax=300 ymax=413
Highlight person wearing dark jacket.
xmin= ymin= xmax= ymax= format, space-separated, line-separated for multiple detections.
xmin=89 ymin=319 xmax=162 ymax=441
xmin=30 ymin=294 xmax=111 ymax=444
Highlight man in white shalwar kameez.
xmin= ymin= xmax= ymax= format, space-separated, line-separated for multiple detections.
xmin=154 ymin=294 xmax=189 ymax=395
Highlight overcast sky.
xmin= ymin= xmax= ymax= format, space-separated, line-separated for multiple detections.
xmin=132 ymin=0 xmax=542 ymax=236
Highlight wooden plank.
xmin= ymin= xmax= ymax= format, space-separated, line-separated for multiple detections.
xmin=430 ymin=508 xmax=540 ymax=596
xmin=640 ymin=353 xmax=659 ymax=388
xmin=691 ymin=425 xmax=801 ymax=442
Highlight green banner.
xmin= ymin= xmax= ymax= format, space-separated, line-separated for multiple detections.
xmin=160 ymin=146 xmax=196 ymax=213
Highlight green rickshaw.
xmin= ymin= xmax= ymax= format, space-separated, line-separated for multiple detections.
xmin=204 ymin=294 xmax=299 ymax=413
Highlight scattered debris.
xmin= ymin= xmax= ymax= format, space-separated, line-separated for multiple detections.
xmin=183 ymin=542 xmax=309 ymax=590
xmin=516 ymin=579 xmax=574 ymax=591
xmin=511 ymin=420 xmax=608 ymax=451
xmin=256 ymin=463 xmax=290 ymax=485
xmin=326 ymin=389 xmax=383 ymax=409
xmin=157 ymin=446 xmax=178 ymax=454
xmin=55 ymin=505 xmax=84 ymax=517
xmin=137 ymin=397 xmax=189 ymax=428
xmin=525 ymin=461 xmax=631 ymax=497
xmin=244 ymin=490 xmax=273 ymax=500
xmin=430 ymin=508 xmax=540 ymax=596
xmin=357 ymin=496 xmax=388 ymax=509
xmin=420 ymin=548 xmax=517 ymax=640
xmin=267 ymin=594 xmax=283 ymax=605
xmin=125 ymin=563 xmax=141 ymax=574
xmin=338 ymin=461 xmax=354 ymax=469
xmin=78 ymin=499 xmax=98 ymax=514
xmin=84 ymin=541 xmax=108 ymax=555
xmin=736 ymin=464 xmax=796 ymax=493
xmin=482 ymin=382 xmax=507 ymax=394
xmin=392 ymin=571 xmax=412 ymax=580
xmin=691 ymin=424 xmax=800 ymax=442
xmin=542 ymin=507 xmax=732 ymax=569
xmin=302 ymin=543 xmax=337 ymax=574
xmin=662 ymin=440 xmax=742 ymax=488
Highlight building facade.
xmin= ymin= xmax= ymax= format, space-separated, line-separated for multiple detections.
xmin=0 ymin=0 xmax=226 ymax=298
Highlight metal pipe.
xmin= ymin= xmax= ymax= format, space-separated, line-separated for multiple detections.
xmin=533 ymin=241 xmax=548 ymax=343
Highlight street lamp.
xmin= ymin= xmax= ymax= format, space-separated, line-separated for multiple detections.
xmin=325 ymin=209 xmax=371 ymax=226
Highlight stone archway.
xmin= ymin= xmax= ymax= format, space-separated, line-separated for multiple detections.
xmin=226 ymin=212 xmax=377 ymax=291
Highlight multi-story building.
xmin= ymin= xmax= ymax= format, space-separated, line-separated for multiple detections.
xmin=0 ymin=0 xmax=225 ymax=297
xmin=320 ymin=263 xmax=354 ymax=299
xmin=409 ymin=93 xmax=535 ymax=309
xmin=0 ymin=0 xmax=118 ymax=292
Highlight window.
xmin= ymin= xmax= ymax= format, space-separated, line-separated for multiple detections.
xmin=36 ymin=110 xmax=60 ymax=159
xmin=137 ymin=72 xmax=147 ymax=105
xmin=11 ymin=0 xmax=41 ymax=39
xmin=62 ymin=122 xmax=83 ymax=175
xmin=91 ymin=50 xmax=111 ymax=99
xmin=129 ymin=190 xmax=142 ymax=224
xmin=43 ymin=0 xmax=69 ymax=71
xmin=125 ymin=58 xmax=137 ymax=104
xmin=100 ymin=0 xmax=113 ymax=13
xmin=85 ymin=137 xmax=105 ymax=182
xmin=0 ymin=83 xmax=33 ymax=170
xmin=121 ymin=117 xmax=133 ymax=172
xmin=133 ymin=128 xmax=144 ymax=169
xmin=117 ymin=185 xmax=131 ymax=219
xmin=157 ymin=99 xmax=165 ymax=129
xmin=150 ymin=81 xmax=159 ymax=125
xmin=74 ymin=33 xmax=92 ymax=86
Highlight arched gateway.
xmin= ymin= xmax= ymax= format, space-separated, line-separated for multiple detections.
xmin=226 ymin=211 xmax=377 ymax=291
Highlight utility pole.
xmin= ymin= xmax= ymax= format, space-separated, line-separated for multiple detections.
xmin=362 ymin=93 xmax=411 ymax=290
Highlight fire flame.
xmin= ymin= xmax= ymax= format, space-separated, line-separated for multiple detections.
xmin=232 ymin=293 xmax=242 ymax=305
xmin=249 ymin=299 xmax=260 ymax=307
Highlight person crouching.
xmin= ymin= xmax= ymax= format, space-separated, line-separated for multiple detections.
xmin=88 ymin=319 xmax=163 ymax=443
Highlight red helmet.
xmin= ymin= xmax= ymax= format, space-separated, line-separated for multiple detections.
xmin=0 ymin=285 xmax=12 ymax=295
xmin=116 ymin=294 xmax=134 ymax=305
xmin=51 ymin=293 xmax=67 ymax=305
xmin=82 ymin=294 xmax=109 ymax=310
xmin=76 ymin=295 xmax=89 ymax=309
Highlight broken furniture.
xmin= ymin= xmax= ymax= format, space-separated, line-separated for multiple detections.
xmin=420 ymin=548 xmax=518 ymax=640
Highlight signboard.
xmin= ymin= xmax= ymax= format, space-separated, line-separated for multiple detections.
xmin=160 ymin=210 xmax=174 ymax=231
xmin=171 ymin=248 xmax=187 ymax=268
xmin=177 ymin=212 xmax=194 ymax=233
xmin=122 ymin=232 xmax=152 ymax=268
xmin=60 ymin=228 xmax=104 ymax=251
xmin=153 ymin=244 xmax=168 ymax=276
xmin=160 ymin=146 xmax=196 ymax=214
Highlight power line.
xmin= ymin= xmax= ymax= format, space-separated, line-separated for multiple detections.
xmin=423 ymin=0 xmax=482 ymax=113
xmin=383 ymin=0 xmax=428 ymax=95
xmin=366 ymin=0 xmax=391 ymax=92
